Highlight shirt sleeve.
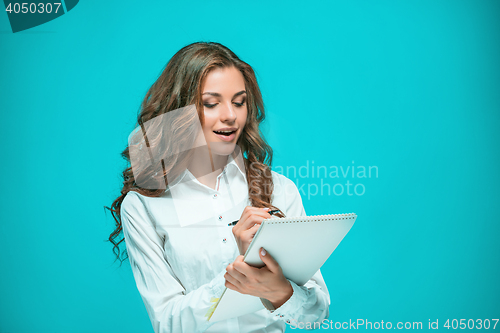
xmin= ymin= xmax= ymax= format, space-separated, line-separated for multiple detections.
xmin=120 ymin=191 xmax=224 ymax=333
xmin=264 ymin=174 xmax=331 ymax=326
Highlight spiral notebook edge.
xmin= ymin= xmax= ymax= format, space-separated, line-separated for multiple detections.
xmin=264 ymin=212 xmax=357 ymax=224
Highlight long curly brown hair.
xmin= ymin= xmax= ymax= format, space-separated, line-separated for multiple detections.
xmin=106 ymin=41 xmax=284 ymax=264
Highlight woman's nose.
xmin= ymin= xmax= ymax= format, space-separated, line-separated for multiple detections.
xmin=219 ymin=101 xmax=237 ymax=122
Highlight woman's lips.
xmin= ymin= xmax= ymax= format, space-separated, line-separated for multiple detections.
xmin=213 ymin=131 xmax=236 ymax=142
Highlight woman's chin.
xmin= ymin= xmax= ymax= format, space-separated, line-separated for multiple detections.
xmin=208 ymin=141 xmax=237 ymax=156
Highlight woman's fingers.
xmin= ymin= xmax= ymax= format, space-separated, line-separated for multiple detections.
xmin=238 ymin=207 xmax=270 ymax=226
xmin=237 ymin=209 xmax=270 ymax=231
xmin=248 ymin=223 xmax=260 ymax=236
xmin=243 ymin=215 xmax=266 ymax=230
xmin=238 ymin=220 xmax=264 ymax=254
xmin=226 ymin=262 xmax=247 ymax=282
xmin=232 ymin=206 xmax=272 ymax=255
xmin=240 ymin=223 xmax=262 ymax=256
xmin=224 ymin=279 xmax=238 ymax=291
xmin=232 ymin=255 xmax=260 ymax=277
xmin=224 ymin=270 xmax=243 ymax=288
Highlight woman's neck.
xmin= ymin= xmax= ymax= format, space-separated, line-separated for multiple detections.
xmin=187 ymin=146 xmax=229 ymax=190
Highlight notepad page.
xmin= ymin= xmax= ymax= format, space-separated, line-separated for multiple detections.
xmin=244 ymin=213 xmax=356 ymax=285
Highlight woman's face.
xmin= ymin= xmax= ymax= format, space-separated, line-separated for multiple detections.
xmin=200 ymin=66 xmax=247 ymax=156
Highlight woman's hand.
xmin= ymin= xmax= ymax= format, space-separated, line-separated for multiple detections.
xmin=224 ymin=247 xmax=293 ymax=309
xmin=232 ymin=206 xmax=271 ymax=255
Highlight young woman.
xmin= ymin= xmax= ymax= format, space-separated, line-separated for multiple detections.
xmin=107 ymin=41 xmax=330 ymax=333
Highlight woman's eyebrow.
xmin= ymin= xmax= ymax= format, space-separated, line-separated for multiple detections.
xmin=202 ymin=90 xmax=247 ymax=97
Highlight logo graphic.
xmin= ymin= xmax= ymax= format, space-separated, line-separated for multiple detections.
xmin=3 ymin=0 xmax=78 ymax=33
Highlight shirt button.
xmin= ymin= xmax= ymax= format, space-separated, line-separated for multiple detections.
xmin=218 ymin=215 xmax=223 ymax=221
xmin=213 ymin=194 xmax=218 ymax=199
xmin=286 ymin=320 xmax=290 ymax=323
xmin=222 ymin=238 xmax=227 ymax=243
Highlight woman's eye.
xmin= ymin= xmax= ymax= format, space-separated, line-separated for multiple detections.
xmin=204 ymin=100 xmax=245 ymax=108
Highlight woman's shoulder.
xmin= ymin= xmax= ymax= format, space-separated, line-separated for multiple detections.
xmin=270 ymin=170 xmax=304 ymax=215
xmin=121 ymin=190 xmax=180 ymax=227
xmin=271 ymin=170 xmax=297 ymax=188
xmin=271 ymin=170 xmax=300 ymax=194
xmin=121 ymin=190 xmax=170 ymax=215
xmin=120 ymin=190 xmax=146 ymax=216
xmin=271 ymin=170 xmax=295 ymax=185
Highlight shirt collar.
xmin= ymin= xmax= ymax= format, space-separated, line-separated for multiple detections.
xmin=164 ymin=148 xmax=247 ymax=193
xmin=225 ymin=148 xmax=246 ymax=180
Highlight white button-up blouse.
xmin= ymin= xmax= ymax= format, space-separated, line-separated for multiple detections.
xmin=120 ymin=153 xmax=330 ymax=333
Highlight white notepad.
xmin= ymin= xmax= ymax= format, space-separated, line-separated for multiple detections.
xmin=207 ymin=212 xmax=357 ymax=322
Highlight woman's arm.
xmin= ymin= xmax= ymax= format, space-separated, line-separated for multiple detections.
xmin=120 ymin=192 xmax=223 ymax=333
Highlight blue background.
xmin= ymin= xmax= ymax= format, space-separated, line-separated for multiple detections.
xmin=1 ymin=1 xmax=499 ymax=332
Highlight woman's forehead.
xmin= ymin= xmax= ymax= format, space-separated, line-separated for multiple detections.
xmin=202 ymin=67 xmax=246 ymax=94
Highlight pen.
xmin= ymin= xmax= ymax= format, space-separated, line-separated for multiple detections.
xmin=227 ymin=209 xmax=281 ymax=227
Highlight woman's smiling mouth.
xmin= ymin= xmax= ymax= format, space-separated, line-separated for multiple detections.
xmin=213 ymin=127 xmax=237 ymax=141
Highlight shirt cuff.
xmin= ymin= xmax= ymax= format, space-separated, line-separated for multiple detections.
xmin=209 ymin=270 xmax=227 ymax=298
xmin=262 ymin=279 xmax=308 ymax=322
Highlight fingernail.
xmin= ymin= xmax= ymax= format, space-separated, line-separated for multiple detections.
xmin=263 ymin=208 xmax=270 ymax=211
xmin=260 ymin=248 xmax=266 ymax=256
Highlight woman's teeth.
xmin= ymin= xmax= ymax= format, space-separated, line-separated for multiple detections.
xmin=214 ymin=130 xmax=234 ymax=136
